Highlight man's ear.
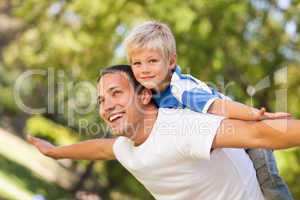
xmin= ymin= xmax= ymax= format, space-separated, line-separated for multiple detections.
xmin=138 ymin=88 xmax=153 ymax=105
xmin=169 ymin=53 xmax=177 ymax=70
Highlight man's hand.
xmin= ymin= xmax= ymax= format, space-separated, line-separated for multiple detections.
xmin=27 ymin=135 xmax=57 ymax=159
xmin=28 ymin=135 xmax=116 ymax=160
xmin=254 ymin=107 xmax=291 ymax=120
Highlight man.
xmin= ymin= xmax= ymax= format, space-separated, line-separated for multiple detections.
xmin=28 ymin=65 xmax=300 ymax=200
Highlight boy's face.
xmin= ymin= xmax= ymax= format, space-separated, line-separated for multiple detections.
xmin=130 ymin=48 xmax=176 ymax=91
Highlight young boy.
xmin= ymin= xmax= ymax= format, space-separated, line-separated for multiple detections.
xmin=123 ymin=21 xmax=293 ymax=199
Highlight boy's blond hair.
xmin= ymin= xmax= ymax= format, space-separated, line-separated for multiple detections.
xmin=123 ymin=21 xmax=176 ymax=62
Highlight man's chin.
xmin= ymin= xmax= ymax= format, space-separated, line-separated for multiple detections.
xmin=109 ymin=123 xmax=133 ymax=137
xmin=110 ymin=128 xmax=126 ymax=136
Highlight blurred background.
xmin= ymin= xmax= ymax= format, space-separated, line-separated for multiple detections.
xmin=0 ymin=0 xmax=300 ymax=199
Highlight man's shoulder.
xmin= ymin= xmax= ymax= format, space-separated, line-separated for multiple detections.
xmin=157 ymin=108 xmax=191 ymax=117
xmin=157 ymin=108 xmax=224 ymax=122
xmin=155 ymin=109 xmax=194 ymax=132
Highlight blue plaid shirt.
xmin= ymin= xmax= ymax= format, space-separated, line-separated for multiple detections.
xmin=153 ymin=66 xmax=227 ymax=113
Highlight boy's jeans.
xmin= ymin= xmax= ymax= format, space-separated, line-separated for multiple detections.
xmin=246 ymin=149 xmax=293 ymax=200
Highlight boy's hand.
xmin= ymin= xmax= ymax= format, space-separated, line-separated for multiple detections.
xmin=263 ymin=112 xmax=291 ymax=119
xmin=255 ymin=107 xmax=291 ymax=120
xmin=27 ymin=135 xmax=57 ymax=159
xmin=254 ymin=107 xmax=266 ymax=120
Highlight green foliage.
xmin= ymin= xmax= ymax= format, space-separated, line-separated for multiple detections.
xmin=0 ymin=86 xmax=19 ymax=114
xmin=275 ymin=149 xmax=300 ymax=198
xmin=25 ymin=115 xmax=79 ymax=145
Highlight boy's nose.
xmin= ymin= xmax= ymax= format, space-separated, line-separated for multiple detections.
xmin=141 ymin=64 xmax=150 ymax=74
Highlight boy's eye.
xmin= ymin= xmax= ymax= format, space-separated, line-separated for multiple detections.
xmin=149 ymin=59 xmax=157 ymax=63
xmin=132 ymin=61 xmax=141 ymax=66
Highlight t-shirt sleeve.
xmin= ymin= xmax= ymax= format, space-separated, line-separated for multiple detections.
xmin=173 ymin=111 xmax=225 ymax=160
xmin=171 ymin=79 xmax=220 ymax=113
xmin=112 ymin=136 xmax=130 ymax=164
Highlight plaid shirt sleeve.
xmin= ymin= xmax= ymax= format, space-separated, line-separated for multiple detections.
xmin=170 ymin=66 xmax=228 ymax=113
xmin=171 ymin=80 xmax=220 ymax=113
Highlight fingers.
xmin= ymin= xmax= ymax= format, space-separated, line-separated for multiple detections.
xmin=264 ymin=112 xmax=292 ymax=120
xmin=27 ymin=135 xmax=40 ymax=146
xmin=259 ymin=107 xmax=266 ymax=115
xmin=255 ymin=107 xmax=266 ymax=120
xmin=271 ymin=112 xmax=291 ymax=118
xmin=277 ymin=112 xmax=291 ymax=117
xmin=27 ymin=135 xmax=35 ymax=144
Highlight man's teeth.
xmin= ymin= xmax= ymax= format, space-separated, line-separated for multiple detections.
xmin=109 ymin=113 xmax=123 ymax=122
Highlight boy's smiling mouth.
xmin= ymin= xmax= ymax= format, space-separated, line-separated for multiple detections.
xmin=140 ymin=75 xmax=156 ymax=80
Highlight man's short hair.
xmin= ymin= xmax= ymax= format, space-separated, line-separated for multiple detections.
xmin=123 ymin=21 xmax=176 ymax=62
xmin=98 ymin=64 xmax=145 ymax=93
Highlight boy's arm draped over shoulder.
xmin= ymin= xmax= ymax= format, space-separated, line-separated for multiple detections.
xmin=208 ymin=99 xmax=284 ymax=120
xmin=27 ymin=135 xmax=116 ymax=160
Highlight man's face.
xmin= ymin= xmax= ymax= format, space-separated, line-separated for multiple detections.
xmin=98 ymin=72 xmax=144 ymax=136
xmin=130 ymin=49 xmax=175 ymax=91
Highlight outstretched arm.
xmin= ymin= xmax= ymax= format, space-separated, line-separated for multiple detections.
xmin=170 ymin=79 xmax=289 ymax=120
xmin=27 ymin=135 xmax=116 ymax=160
xmin=213 ymin=118 xmax=300 ymax=149
xmin=208 ymin=99 xmax=290 ymax=121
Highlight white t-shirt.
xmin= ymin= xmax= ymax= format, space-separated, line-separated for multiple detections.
xmin=113 ymin=108 xmax=265 ymax=200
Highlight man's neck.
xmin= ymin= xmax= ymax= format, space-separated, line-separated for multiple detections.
xmin=131 ymin=105 xmax=158 ymax=147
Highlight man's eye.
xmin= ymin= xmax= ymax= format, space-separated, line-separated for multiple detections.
xmin=113 ymin=90 xmax=122 ymax=96
xmin=98 ymin=99 xmax=103 ymax=105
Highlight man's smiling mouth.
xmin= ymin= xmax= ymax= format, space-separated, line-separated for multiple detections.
xmin=108 ymin=112 xmax=125 ymax=122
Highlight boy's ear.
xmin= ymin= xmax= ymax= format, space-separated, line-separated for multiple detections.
xmin=139 ymin=88 xmax=153 ymax=105
xmin=169 ymin=53 xmax=177 ymax=70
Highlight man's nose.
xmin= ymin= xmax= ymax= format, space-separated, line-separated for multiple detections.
xmin=103 ymin=98 xmax=115 ymax=112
